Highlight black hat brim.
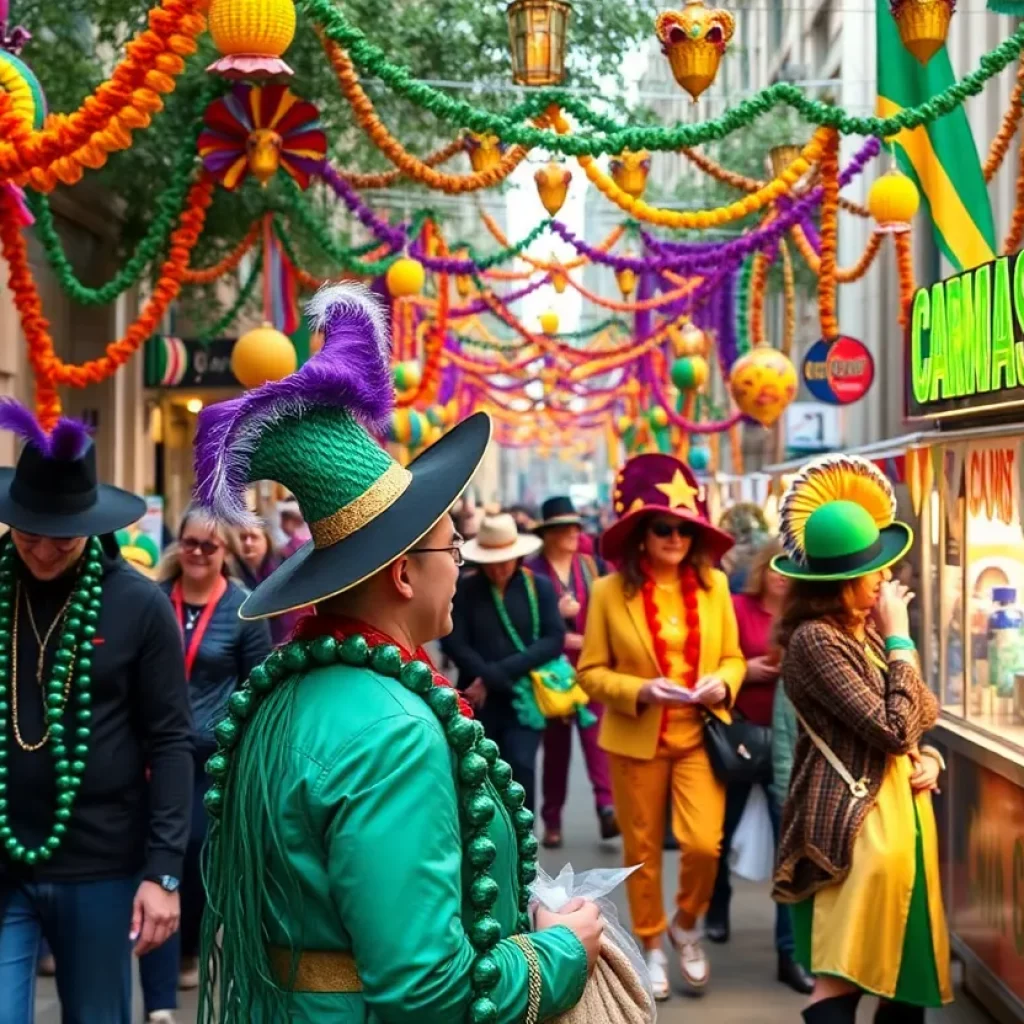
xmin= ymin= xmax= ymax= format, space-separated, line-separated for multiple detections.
xmin=0 ymin=469 xmax=146 ymax=539
xmin=240 ymin=412 xmax=492 ymax=620
xmin=771 ymin=523 xmax=913 ymax=581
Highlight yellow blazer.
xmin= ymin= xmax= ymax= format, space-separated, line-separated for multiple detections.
xmin=577 ymin=568 xmax=745 ymax=761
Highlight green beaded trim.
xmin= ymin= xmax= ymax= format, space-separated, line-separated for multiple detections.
xmin=0 ymin=538 xmax=103 ymax=865
xmin=489 ymin=569 xmax=540 ymax=654
xmin=204 ymin=634 xmax=538 ymax=1024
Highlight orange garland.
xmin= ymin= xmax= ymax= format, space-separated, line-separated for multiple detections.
xmin=396 ymin=222 xmax=447 ymax=407
xmin=181 ymin=222 xmax=260 ymax=284
xmin=984 ymin=54 xmax=1024 ymax=183
xmin=0 ymin=0 xmax=205 ymax=189
xmin=1004 ymin=128 xmax=1024 ymax=256
xmin=323 ymin=35 xmax=538 ymax=193
xmin=749 ymin=249 xmax=768 ymax=347
xmin=1 ymin=174 xmax=213 ymax=428
xmin=789 ymin=223 xmax=884 ymax=283
xmin=335 ymin=138 xmax=465 ymax=189
xmin=817 ymin=129 xmax=840 ymax=340
xmin=895 ymin=230 xmax=916 ymax=329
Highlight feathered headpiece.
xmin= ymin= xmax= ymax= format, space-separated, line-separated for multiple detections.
xmin=778 ymin=454 xmax=896 ymax=567
xmin=193 ymin=282 xmax=393 ymax=528
xmin=0 ymin=398 xmax=92 ymax=461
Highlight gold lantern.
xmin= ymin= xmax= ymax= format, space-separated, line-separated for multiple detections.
xmin=463 ymin=132 xmax=505 ymax=174
xmin=609 ymin=150 xmax=651 ymax=199
xmin=891 ymin=0 xmax=953 ymax=65
xmin=535 ymin=162 xmax=572 ymax=215
xmin=506 ymin=0 xmax=572 ymax=87
xmin=207 ymin=0 xmax=296 ymax=79
xmin=768 ymin=144 xmax=801 ymax=180
xmin=867 ymin=168 xmax=920 ymax=233
xmin=656 ymin=1 xmax=735 ymax=102
xmin=615 ymin=259 xmax=637 ymax=299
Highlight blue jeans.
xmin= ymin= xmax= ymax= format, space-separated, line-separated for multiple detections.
xmin=709 ymin=779 xmax=794 ymax=955
xmin=0 ymin=875 xmax=136 ymax=1024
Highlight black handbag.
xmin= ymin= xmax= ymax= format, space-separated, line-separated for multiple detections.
xmin=702 ymin=711 xmax=773 ymax=785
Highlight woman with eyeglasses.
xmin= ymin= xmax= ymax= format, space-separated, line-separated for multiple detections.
xmin=231 ymin=525 xmax=308 ymax=646
xmin=137 ymin=506 xmax=272 ymax=1023
xmin=578 ymin=454 xmax=743 ymax=1002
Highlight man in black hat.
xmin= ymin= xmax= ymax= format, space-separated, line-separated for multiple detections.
xmin=0 ymin=402 xmax=193 ymax=1024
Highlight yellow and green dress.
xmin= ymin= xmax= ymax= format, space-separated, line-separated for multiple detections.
xmin=791 ymin=646 xmax=952 ymax=1008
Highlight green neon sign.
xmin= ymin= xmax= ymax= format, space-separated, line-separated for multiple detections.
xmin=906 ymin=252 xmax=1024 ymax=419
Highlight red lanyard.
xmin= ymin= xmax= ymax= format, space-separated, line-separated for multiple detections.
xmin=171 ymin=575 xmax=228 ymax=682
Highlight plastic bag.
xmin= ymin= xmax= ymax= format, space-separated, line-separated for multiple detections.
xmin=729 ymin=785 xmax=775 ymax=882
xmin=530 ymin=863 xmax=656 ymax=1021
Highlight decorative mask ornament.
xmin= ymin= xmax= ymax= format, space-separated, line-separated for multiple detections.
xmin=534 ymin=162 xmax=572 ymax=215
xmin=656 ymin=1 xmax=735 ymax=101
xmin=199 ymin=84 xmax=326 ymax=190
xmin=728 ymin=348 xmax=797 ymax=427
xmin=609 ymin=150 xmax=652 ymax=199
xmin=463 ymin=132 xmax=506 ymax=173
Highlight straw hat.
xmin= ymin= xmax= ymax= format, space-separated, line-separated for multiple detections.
xmin=462 ymin=513 xmax=542 ymax=564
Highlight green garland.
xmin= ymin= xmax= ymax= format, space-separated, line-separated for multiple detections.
xmin=735 ymin=254 xmax=755 ymax=357
xmin=0 ymin=539 xmax=104 ymax=864
xmin=301 ymin=0 xmax=1024 ymax=154
xmin=191 ymin=250 xmax=263 ymax=344
xmin=198 ymin=633 xmax=538 ymax=1024
xmin=453 ymin=316 xmax=628 ymax=352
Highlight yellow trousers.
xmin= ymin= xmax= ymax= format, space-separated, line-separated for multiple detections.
xmin=609 ymin=737 xmax=725 ymax=938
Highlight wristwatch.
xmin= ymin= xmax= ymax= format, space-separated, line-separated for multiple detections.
xmin=147 ymin=875 xmax=180 ymax=893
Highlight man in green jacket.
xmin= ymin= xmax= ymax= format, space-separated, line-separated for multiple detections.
xmin=191 ymin=284 xmax=601 ymax=1023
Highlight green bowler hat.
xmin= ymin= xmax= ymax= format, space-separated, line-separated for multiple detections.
xmin=192 ymin=283 xmax=490 ymax=619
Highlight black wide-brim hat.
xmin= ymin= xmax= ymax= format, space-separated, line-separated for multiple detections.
xmin=534 ymin=495 xmax=583 ymax=532
xmin=239 ymin=412 xmax=491 ymax=620
xmin=0 ymin=443 xmax=145 ymax=539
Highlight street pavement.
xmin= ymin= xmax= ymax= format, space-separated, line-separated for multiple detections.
xmin=35 ymin=742 xmax=995 ymax=1023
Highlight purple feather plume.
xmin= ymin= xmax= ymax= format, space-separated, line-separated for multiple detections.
xmin=193 ymin=283 xmax=393 ymax=526
xmin=0 ymin=398 xmax=91 ymax=460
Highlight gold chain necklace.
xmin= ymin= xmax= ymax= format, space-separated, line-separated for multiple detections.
xmin=23 ymin=585 xmax=75 ymax=686
xmin=12 ymin=581 xmax=75 ymax=752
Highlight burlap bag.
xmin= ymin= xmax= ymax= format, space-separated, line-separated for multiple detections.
xmin=551 ymin=939 xmax=654 ymax=1024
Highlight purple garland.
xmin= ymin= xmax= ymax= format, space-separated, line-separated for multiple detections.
xmin=319 ymin=163 xmax=407 ymax=250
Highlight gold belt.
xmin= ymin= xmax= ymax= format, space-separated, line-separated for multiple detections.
xmin=268 ymin=946 xmax=363 ymax=993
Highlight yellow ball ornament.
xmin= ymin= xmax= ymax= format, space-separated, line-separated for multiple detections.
xmin=539 ymin=310 xmax=559 ymax=335
xmin=867 ymin=170 xmax=920 ymax=232
xmin=615 ymin=414 xmax=632 ymax=436
xmin=650 ymin=406 xmax=669 ymax=428
xmin=231 ymin=323 xmax=297 ymax=390
xmin=386 ymin=258 xmax=426 ymax=298
xmin=393 ymin=360 xmax=423 ymax=392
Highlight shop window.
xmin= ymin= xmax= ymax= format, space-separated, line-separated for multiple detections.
xmin=937 ymin=444 xmax=966 ymax=714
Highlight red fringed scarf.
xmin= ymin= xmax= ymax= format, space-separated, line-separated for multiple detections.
xmin=640 ymin=563 xmax=701 ymax=689
xmin=294 ymin=614 xmax=474 ymax=719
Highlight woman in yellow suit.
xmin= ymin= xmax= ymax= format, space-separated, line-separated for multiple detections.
xmin=578 ymin=453 xmax=744 ymax=1001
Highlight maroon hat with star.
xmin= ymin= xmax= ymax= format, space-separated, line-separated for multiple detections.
xmin=600 ymin=453 xmax=735 ymax=563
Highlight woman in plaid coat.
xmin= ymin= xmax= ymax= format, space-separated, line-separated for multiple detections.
xmin=769 ymin=456 xmax=951 ymax=1024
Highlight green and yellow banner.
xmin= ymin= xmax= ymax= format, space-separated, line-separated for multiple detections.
xmin=876 ymin=1 xmax=996 ymax=271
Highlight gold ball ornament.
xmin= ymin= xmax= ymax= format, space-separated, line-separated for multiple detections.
xmin=650 ymin=406 xmax=670 ymax=428
xmin=615 ymin=414 xmax=633 ymax=436
xmin=891 ymin=0 xmax=953 ymax=65
xmin=539 ymin=310 xmax=559 ymax=335
xmin=207 ymin=0 xmax=296 ymax=78
xmin=867 ymin=169 xmax=920 ymax=233
xmin=386 ymin=258 xmax=426 ymax=298
xmin=609 ymin=150 xmax=652 ymax=199
xmin=535 ymin=163 xmax=572 ymax=216
xmin=656 ymin=1 xmax=736 ymax=102
xmin=679 ymin=320 xmax=709 ymax=357
xmin=728 ymin=347 xmax=798 ymax=427
xmin=231 ymin=323 xmax=297 ymax=390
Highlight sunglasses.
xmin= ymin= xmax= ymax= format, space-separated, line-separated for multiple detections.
xmin=181 ymin=537 xmax=222 ymax=557
xmin=648 ymin=520 xmax=694 ymax=540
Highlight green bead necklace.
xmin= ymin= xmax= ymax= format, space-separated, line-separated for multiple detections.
xmin=204 ymin=631 xmax=539 ymax=1024
xmin=0 ymin=538 xmax=103 ymax=866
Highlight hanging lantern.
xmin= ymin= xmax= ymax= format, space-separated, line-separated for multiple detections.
xmin=615 ymin=259 xmax=637 ymax=299
xmin=386 ymin=258 xmax=426 ymax=298
xmin=549 ymin=255 xmax=567 ymax=294
xmin=609 ymin=150 xmax=652 ymax=199
xmin=207 ymin=0 xmax=296 ymax=79
xmin=767 ymin=144 xmax=801 ymax=180
xmin=671 ymin=355 xmax=708 ymax=391
xmin=728 ymin=348 xmax=798 ymax=427
xmin=231 ymin=323 xmax=297 ymax=389
xmin=890 ymin=0 xmax=953 ymax=65
xmin=656 ymin=1 xmax=735 ymax=102
xmin=393 ymin=360 xmax=423 ymax=392
xmin=463 ymin=132 xmax=506 ymax=174
xmin=506 ymin=0 xmax=572 ymax=87
xmin=867 ymin=168 xmax=920 ymax=233
xmin=679 ymin=320 xmax=709 ymax=357
xmin=535 ymin=162 xmax=572 ymax=215
xmin=539 ymin=310 xmax=559 ymax=335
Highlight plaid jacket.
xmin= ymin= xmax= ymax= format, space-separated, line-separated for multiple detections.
xmin=772 ymin=618 xmax=938 ymax=904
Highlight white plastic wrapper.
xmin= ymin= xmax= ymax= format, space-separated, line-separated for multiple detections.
xmin=530 ymin=863 xmax=657 ymax=1021
xmin=729 ymin=785 xmax=775 ymax=882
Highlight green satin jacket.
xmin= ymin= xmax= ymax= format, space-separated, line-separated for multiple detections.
xmin=256 ymin=660 xmax=589 ymax=1022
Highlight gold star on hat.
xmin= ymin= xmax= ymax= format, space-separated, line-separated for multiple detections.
xmin=655 ymin=469 xmax=699 ymax=511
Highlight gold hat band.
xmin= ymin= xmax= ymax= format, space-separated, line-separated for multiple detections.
xmin=309 ymin=462 xmax=413 ymax=548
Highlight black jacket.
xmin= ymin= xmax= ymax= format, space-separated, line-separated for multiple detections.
xmin=4 ymin=543 xmax=194 ymax=882
xmin=441 ymin=568 xmax=565 ymax=699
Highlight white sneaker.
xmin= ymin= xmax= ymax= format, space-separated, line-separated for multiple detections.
xmin=669 ymin=923 xmax=709 ymax=992
xmin=147 ymin=1013 xmax=177 ymax=1024
xmin=644 ymin=947 xmax=671 ymax=1001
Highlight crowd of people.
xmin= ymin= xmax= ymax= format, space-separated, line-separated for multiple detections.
xmin=0 ymin=283 xmax=950 ymax=1024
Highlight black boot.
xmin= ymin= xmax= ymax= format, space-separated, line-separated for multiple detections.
xmin=874 ymin=1001 xmax=924 ymax=1024
xmin=802 ymin=993 xmax=861 ymax=1023
xmin=778 ymin=952 xmax=814 ymax=994
xmin=705 ymin=901 xmax=729 ymax=943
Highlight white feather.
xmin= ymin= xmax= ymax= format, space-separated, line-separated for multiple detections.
xmin=305 ymin=282 xmax=391 ymax=360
